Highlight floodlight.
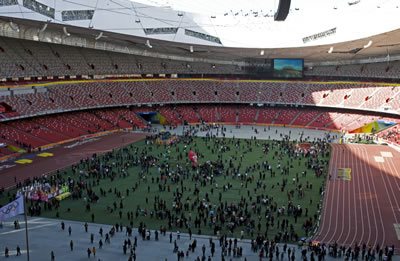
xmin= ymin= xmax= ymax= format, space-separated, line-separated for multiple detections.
xmin=260 ymin=50 xmax=265 ymax=55
xmin=40 ymin=23 xmax=48 ymax=33
xmin=190 ymin=46 xmax=194 ymax=53
xmin=328 ymin=47 xmax=334 ymax=54
xmin=363 ymin=40 xmax=372 ymax=49
xmin=63 ymin=26 xmax=71 ymax=37
xmin=9 ymin=22 xmax=19 ymax=32
xmin=146 ymin=40 xmax=153 ymax=48
xmin=95 ymin=32 xmax=103 ymax=41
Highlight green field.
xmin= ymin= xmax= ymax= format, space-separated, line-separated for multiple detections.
xmin=1 ymin=135 xmax=330 ymax=242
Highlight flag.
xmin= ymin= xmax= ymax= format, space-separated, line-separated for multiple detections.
xmin=188 ymin=150 xmax=199 ymax=167
xmin=0 ymin=196 xmax=24 ymax=222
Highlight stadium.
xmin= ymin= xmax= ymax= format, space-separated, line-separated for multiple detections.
xmin=0 ymin=0 xmax=399 ymax=260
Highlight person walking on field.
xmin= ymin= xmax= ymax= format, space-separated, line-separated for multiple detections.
xmin=68 ymin=226 xmax=72 ymax=236
xmin=51 ymin=251 xmax=55 ymax=261
xmin=70 ymin=240 xmax=73 ymax=251
xmin=87 ymin=248 xmax=92 ymax=258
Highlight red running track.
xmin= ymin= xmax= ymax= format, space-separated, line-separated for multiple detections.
xmin=313 ymin=144 xmax=400 ymax=253
xmin=0 ymin=132 xmax=147 ymax=190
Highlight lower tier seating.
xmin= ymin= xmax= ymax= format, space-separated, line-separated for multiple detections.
xmin=0 ymin=104 xmax=399 ymax=151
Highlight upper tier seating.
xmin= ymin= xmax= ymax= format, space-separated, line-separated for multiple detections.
xmin=258 ymin=82 xmax=282 ymax=103
xmin=166 ymin=81 xmax=195 ymax=102
xmin=280 ymin=83 xmax=307 ymax=104
xmin=146 ymin=81 xmax=175 ymax=103
xmin=192 ymin=81 xmax=216 ymax=102
xmin=215 ymin=82 xmax=238 ymax=102
xmin=1 ymin=95 xmax=40 ymax=116
xmin=238 ymin=82 xmax=259 ymax=102
xmin=1 ymin=80 xmax=400 ymax=119
xmin=0 ymin=36 xmax=241 ymax=78
xmin=305 ymin=61 xmax=400 ymax=79
xmin=79 ymin=83 xmax=116 ymax=106
xmin=55 ymin=84 xmax=98 ymax=107
xmin=97 ymin=82 xmax=136 ymax=105
xmin=123 ymin=82 xmax=155 ymax=103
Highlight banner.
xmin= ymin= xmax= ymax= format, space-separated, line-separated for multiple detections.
xmin=0 ymin=196 xmax=24 ymax=222
xmin=189 ymin=150 xmax=199 ymax=167
xmin=350 ymin=120 xmax=396 ymax=134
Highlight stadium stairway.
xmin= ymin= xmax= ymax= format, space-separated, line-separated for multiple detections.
xmin=306 ymin=112 xmax=324 ymax=127
xmin=288 ymin=111 xmax=302 ymax=125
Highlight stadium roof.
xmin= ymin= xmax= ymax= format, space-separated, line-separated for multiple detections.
xmin=0 ymin=0 xmax=400 ymax=64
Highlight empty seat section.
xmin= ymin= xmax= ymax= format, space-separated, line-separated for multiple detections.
xmin=158 ymin=106 xmax=182 ymax=126
xmin=291 ymin=110 xmax=321 ymax=126
xmin=146 ymin=81 xmax=174 ymax=103
xmin=123 ymin=82 xmax=154 ymax=103
xmin=197 ymin=105 xmax=218 ymax=123
xmin=258 ymin=82 xmax=282 ymax=103
xmin=215 ymin=82 xmax=237 ymax=102
xmin=175 ymin=106 xmax=199 ymax=123
xmin=74 ymin=112 xmax=114 ymax=131
xmin=113 ymin=108 xmax=146 ymax=128
xmin=274 ymin=109 xmax=299 ymax=125
xmin=33 ymin=116 xmax=86 ymax=138
xmin=238 ymin=106 xmax=257 ymax=123
xmin=80 ymin=83 xmax=115 ymax=106
xmin=280 ymin=83 xmax=307 ymax=103
xmin=238 ymin=82 xmax=258 ymax=102
xmin=7 ymin=120 xmax=69 ymax=143
xmin=0 ymin=124 xmax=47 ymax=148
xmin=256 ymin=108 xmax=279 ymax=124
xmin=58 ymin=84 xmax=98 ymax=107
xmin=100 ymin=82 xmax=135 ymax=104
xmin=217 ymin=105 xmax=236 ymax=123
xmin=193 ymin=81 xmax=216 ymax=102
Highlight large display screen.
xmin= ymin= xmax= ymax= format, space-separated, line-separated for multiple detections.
xmin=273 ymin=59 xmax=303 ymax=78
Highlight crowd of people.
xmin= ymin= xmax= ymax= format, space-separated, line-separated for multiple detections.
xmin=1 ymin=125 xmax=396 ymax=260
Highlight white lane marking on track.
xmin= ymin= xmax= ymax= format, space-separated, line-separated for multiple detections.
xmin=361 ymin=146 xmax=377 ymax=249
xmin=380 ymin=152 xmax=393 ymax=158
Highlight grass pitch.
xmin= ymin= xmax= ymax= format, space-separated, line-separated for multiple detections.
xmin=1 ymin=135 xmax=330 ymax=241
